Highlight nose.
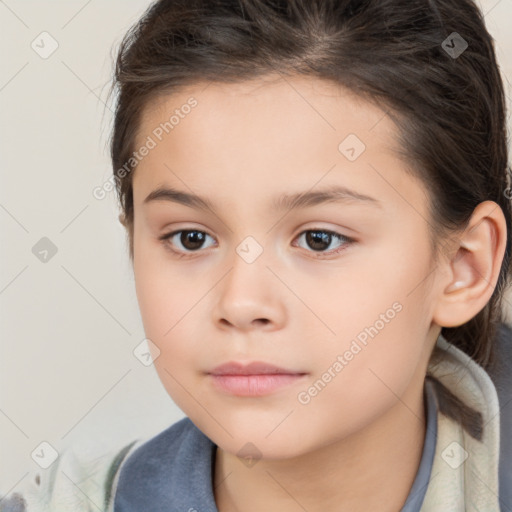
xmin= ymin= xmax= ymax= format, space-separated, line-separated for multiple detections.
xmin=212 ymin=253 xmax=287 ymax=333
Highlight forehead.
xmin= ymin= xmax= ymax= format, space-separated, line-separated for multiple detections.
xmin=131 ymin=74 xmax=427 ymax=220
xmin=136 ymin=74 xmax=400 ymax=150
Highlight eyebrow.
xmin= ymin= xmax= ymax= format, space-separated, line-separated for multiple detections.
xmin=143 ymin=185 xmax=382 ymax=212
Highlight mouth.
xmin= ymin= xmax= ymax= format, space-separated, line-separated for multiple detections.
xmin=207 ymin=361 xmax=308 ymax=396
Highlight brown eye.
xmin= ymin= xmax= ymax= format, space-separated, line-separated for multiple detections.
xmin=294 ymin=229 xmax=353 ymax=256
xmin=159 ymin=229 xmax=216 ymax=256
xmin=176 ymin=230 xmax=207 ymax=250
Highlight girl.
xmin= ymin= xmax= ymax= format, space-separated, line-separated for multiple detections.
xmin=2 ymin=0 xmax=511 ymax=510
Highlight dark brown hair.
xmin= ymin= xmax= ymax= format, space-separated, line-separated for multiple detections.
xmin=108 ymin=0 xmax=511 ymax=373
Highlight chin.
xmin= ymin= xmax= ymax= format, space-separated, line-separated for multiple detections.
xmin=195 ymin=417 xmax=313 ymax=460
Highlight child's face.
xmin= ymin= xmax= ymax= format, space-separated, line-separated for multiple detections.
xmin=131 ymin=75 xmax=443 ymax=458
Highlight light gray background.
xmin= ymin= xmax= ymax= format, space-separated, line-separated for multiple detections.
xmin=1 ymin=0 xmax=511 ymax=491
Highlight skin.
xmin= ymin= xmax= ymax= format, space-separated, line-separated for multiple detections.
xmin=128 ymin=74 xmax=507 ymax=512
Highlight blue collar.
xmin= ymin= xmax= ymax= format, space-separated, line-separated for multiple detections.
xmin=400 ymin=378 xmax=438 ymax=511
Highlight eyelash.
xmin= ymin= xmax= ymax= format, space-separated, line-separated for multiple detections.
xmin=158 ymin=228 xmax=355 ymax=259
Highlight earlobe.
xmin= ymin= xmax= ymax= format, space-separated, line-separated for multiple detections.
xmin=432 ymin=200 xmax=507 ymax=328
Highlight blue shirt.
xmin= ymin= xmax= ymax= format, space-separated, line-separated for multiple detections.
xmin=114 ymin=379 xmax=438 ymax=512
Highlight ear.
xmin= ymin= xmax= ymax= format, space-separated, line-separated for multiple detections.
xmin=432 ymin=200 xmax=508 ymax=328
xmin=119 ymin=212 xmax=127 ymax=228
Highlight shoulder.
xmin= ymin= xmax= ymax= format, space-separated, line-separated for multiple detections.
xmin=0 ymin=440 xmax=138 ymax=512
xmin=113 ymin=417 xmax=216 ymax=510
xmin=486 ymin=322 xmax=512 ymax=509
xmin=115 ymin=416 xmax=206 ymax=481
xmin=0 ymin=418 xmax=209 ymax=512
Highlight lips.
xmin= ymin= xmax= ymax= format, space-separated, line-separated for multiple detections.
xmin=208 ymin=361 xmax=307 ymax=396
xmin=209 ymin=361 xmax=306 ymax=376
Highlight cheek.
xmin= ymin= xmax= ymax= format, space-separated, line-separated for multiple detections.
xmin=296 ymin=236 xmax=434 ymax=411
xmin=132 ymin=237 xmax=211 ymax=395
xmin=133 ymin=267 xmax=196 ymax=359
xmin=133 ymin=262 xmax=205 ymax=414
xmin=301 ymin=232 xmax=434 ymax=347
xmin=133 ymin=228 xmax=186 ymax=329
xmin=285 ymin=288 xmax=432 ymax=455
